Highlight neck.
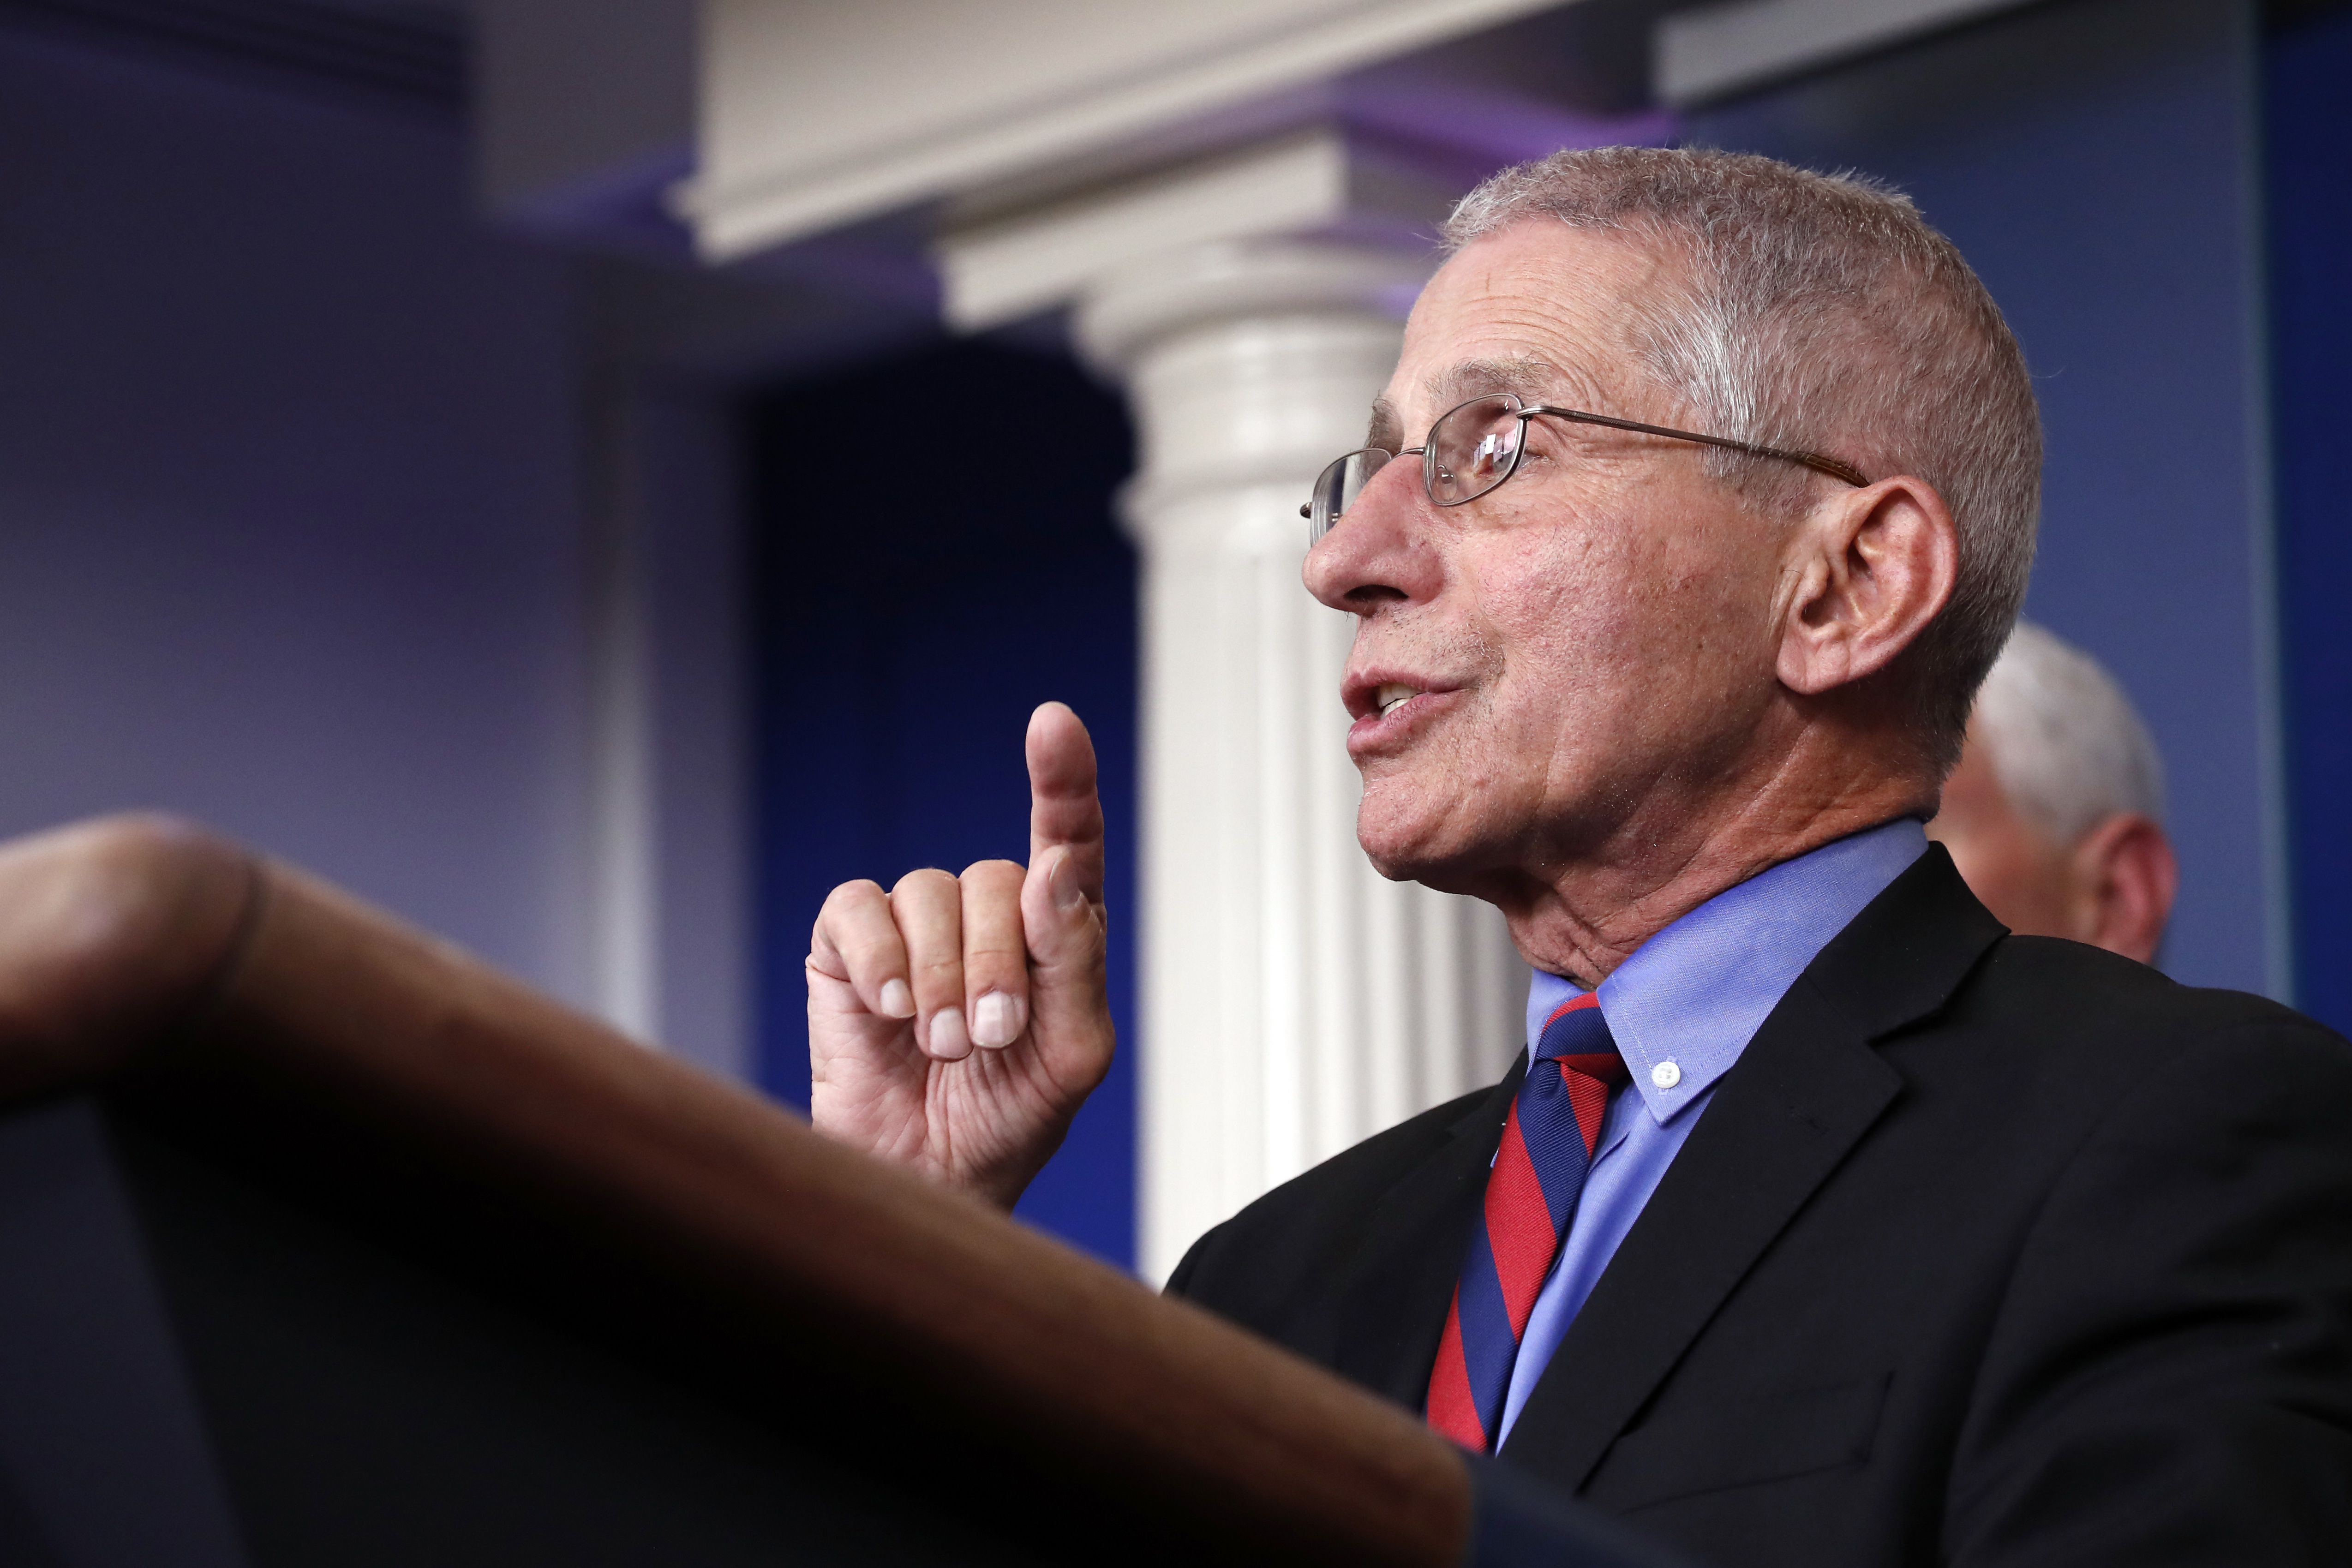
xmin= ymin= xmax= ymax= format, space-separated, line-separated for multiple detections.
xmin=1488 ymin=730 xmax=1936 ymax=989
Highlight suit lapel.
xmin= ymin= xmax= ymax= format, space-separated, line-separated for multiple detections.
xmin=1499 ymin=845 xmax=2005 ymax=1490
xmin=1333 ymin=1059 xmax=1525 ymax=1408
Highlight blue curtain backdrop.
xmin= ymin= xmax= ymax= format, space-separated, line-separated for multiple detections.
xmin=2265 ymin=0 xmax=2352 ymax=1034
xmin=1690 ymin=0 xmax=2287 ymax=1001
xmin=748 ymin=340 xmax=1139 ymax=1268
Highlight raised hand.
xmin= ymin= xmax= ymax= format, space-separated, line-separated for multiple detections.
xmin=805 ymin=701 xmax=1114 ymax=1209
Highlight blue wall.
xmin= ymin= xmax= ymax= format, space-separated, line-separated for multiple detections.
xmin=748 ymin=340 xmax=1139 ymax=1267
xmin=1694 ymin=0 xmax=2284 ymax=999
xmin=0 ymin=26 xmax=597 ymax=1002
xmin=2264 ymin=2 xmax=2352 ymax=1033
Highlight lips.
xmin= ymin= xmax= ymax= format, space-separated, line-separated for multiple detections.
xmin=1344 ymin=672 xmax=1460 ymax=753
xmin=1345 ymin=670 xmax=1456 ymax=721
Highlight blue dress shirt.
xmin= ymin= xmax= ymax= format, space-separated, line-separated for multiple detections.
xmin=1493 ymin=818 xmax=1929 ymax=1448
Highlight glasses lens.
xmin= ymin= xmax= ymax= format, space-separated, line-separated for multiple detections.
xmin=1308 ymin=449 xmax=1391 ymax=544
xmin=1427 ymin=395 xmax=1525 ymax=505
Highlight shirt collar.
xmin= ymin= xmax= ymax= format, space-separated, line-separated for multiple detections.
xmin=1525 ymin=819 xmax=1929 ymax=1127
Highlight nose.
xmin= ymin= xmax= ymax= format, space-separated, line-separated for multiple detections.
xmin=1302 ymin=452 xmax=1433 ymax=614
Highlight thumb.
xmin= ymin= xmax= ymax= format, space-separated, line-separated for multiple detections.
xmin=1021 ymin=844 xmax=1108 ymax=1021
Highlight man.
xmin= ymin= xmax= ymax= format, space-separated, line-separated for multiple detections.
xmin=1931 ymin=621 xmax=2177 ymax=964
xmin=806 ymin=147 xmax=2352 ymax=1565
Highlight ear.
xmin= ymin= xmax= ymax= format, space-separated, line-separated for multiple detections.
xmin=1776 ymin=476 xmax=1961 ymax=697
xmin=2070 ymin=813 xmax=2178 ymax=967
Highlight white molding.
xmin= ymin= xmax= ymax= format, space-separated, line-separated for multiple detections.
xmin=680 ymin=0 xmax=1571 ymax=261
xmin=1656 ymin=0 xmax=2042 ymax=107
xmin=935 ymin=130 xmax=1452 ymax=331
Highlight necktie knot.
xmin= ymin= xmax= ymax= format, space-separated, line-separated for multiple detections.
xmin=1535 ymin=991 xmax=1614 ymax=1052
xmin=1534 ymin=995 xmax=1625 ymax=1093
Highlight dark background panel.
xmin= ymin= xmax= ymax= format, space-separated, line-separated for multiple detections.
xmin=748 ymin=340 xmax=1139 ymax=1267
xmin=2264 ymin=1 xmax=2352 ymax=1034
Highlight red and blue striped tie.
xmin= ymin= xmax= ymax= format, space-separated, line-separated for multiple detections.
xmin=1425 ymin=993 xmax=1628 ymax=1451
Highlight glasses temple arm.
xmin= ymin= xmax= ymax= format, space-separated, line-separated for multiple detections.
xmin=1527 ymin=407 xmax=1871 ymax=488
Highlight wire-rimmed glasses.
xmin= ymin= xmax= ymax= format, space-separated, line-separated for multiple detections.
xmin=1302 ymin=393 xmax=1871 ymax=545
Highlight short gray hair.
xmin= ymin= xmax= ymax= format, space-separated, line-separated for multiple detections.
xmin=1442 ymin=146 xmax=2042 ymax=765
xmin=1974 ymin=622 xmax=2164 ymax=845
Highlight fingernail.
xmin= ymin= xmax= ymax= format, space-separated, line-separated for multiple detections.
xmin=879 ymin=978 xmax=915 ymax=1018
xmin=971 ymin=991 xmax=1023 ymax=1048
xmin=1050 ymin=852 xmax=1086 ymax=913
xmin=928 ymin=1006 xmax=972 ymax=1059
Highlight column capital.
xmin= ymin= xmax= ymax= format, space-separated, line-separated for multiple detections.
xmin=1091 ymin=255 xmax=1411 ymax=551
xmin=930 ymin=125 xmax=1457 ymax=335
xmin=1072 ymin=237 xmax=1428 ymax=376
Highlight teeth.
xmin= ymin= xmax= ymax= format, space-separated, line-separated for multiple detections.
xmin=1376 ymin=682 xmax=1420 ymax=719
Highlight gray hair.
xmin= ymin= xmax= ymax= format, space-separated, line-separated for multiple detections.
xmin=1442 ymin=146 xmax=2042 ymax=766
xmin=1973 ymin=622 xmax=2164 ymax=845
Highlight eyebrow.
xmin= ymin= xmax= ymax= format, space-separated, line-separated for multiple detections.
xmin=1364 ymin=355 xmax=1589 ymax=450
xmin=1427 ymin=355 xmax=1568 ymax=409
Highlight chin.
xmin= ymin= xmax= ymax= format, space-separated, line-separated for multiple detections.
xmin=1354 ymin=785 xmax=1487 ymax=892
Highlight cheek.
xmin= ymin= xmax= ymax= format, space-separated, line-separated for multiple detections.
xmin=1470 ymin=514 xmax=1739 ymax=727
xmin=1436 ymin=484 xmax=1781 ymax=802
xmin=1629 ymin=518 xmax=1777 ymax=656
xmin=1462 ymin=527 xmax=1620 ymax=727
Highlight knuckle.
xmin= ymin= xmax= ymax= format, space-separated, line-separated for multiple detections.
xmin=820 ymin=878 xmax=884 ymax=916
xmin=892 ymin=866 xmax=956 ymax=899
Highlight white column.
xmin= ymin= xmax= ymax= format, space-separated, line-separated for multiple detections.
xmin=581 ymin=357 xmax=659 ymax=1044
xmin=1076 ymin=239 xmax=1524 ymax=1281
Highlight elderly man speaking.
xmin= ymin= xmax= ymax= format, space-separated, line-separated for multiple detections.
xmin=806 ymin=148 xmax=2352 ymax=1565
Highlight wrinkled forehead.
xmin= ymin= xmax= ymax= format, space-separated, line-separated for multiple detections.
xmin=1369 ymin=224 xmax=1669 ymax=447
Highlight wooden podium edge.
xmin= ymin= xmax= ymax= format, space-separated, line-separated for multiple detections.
xmin=0 ymin=814 xmax=1472 ymax=1568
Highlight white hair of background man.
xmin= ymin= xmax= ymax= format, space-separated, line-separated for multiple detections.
xmin=1973 ymin=621 xmax=2165 ymax=847
xmin=1442 ymin=146 xmax=2043 ymax=763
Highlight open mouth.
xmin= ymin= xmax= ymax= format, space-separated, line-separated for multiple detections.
xmin=1346 ymin=674 xmax=1459 ymax=740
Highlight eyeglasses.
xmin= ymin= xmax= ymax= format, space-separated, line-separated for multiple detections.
xmin=1301 ymin=393 xmax=1871 ymax=545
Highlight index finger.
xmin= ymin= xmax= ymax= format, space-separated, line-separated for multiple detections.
xmin=1027 ymin=701 xmax=1104 ymax=906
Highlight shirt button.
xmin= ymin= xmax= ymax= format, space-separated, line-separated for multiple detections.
xmin=1651 ymin=1060 xmax=1682 ymax=1090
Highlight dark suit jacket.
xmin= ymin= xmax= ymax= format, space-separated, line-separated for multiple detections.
xmin=1168 ymin=846 xmax=2352 ymax=1567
